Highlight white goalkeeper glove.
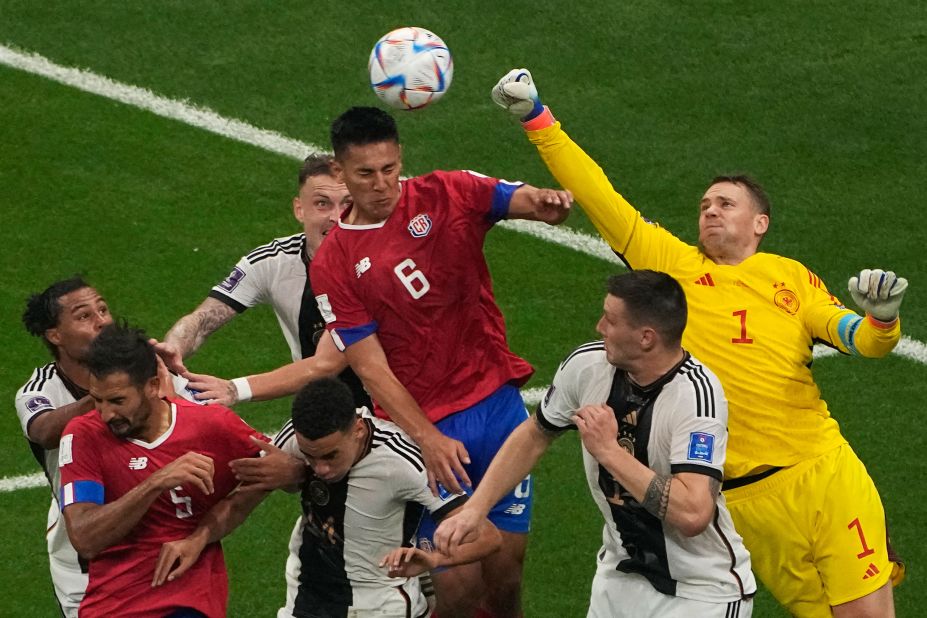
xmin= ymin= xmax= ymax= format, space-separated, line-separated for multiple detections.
xmin=848 ymin=268 xmax=908 ymax=322
xmin=491 ymin=68 xmax=544 ymax=120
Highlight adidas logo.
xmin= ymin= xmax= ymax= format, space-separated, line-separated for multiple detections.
xmin=862 ymin=562 xmax=880 ymax=579
xmin=694 ymin=273 xmax=715 ymax=286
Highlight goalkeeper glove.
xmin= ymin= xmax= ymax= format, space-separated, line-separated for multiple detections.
xmin=848 ymin=268 xmax=908 ymax=322
xmin=491 ymin=68 xmax=545 ymax=120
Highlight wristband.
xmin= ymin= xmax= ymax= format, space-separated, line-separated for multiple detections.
xmin=522 ymin=106 xmax=556 ymax=131
xmin=231 ymin=377 xmax=253 ymax=403
xmin=866 ymin=313 xmax=898 ymax=329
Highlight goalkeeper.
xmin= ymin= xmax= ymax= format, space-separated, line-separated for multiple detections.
xmin=491 ymin=69 xmax=908 ymax=617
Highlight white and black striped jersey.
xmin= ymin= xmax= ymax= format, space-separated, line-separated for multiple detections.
xmin=210 ymin=233 xmax=309 ymax=362
xmin=209 ymin=233 xmax=368 ymax=408
xmin=274 ymin=412 xmax=465 ymax=617
xmin=537 ymin=342 xmax=755 ymax=604
xmin=15 ymin=362 xmax=86 ymax=580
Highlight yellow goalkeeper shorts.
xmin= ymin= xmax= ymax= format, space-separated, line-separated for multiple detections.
xmin=723 ymin=443 xmax=896 ymax=616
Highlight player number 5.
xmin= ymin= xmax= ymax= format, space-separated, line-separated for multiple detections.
xmin=170 ymin=486 xmax=193 ymax=519
xmin=394 ymin=258 xmax=430 ymax=299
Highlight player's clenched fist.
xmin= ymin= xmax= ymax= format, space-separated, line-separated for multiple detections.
xmin=150 ymin=451 xmax=215 ymax=495
xmin=574 ymin=404 xmax=619 ymax=462
xmin=848 ymin=268 xmax=908 ymax=322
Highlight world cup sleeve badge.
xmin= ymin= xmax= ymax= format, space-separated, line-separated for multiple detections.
xmin=687 ymin=432 xmax=715 ymax=463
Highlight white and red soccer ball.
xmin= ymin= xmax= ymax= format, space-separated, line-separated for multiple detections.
xmin=368 ymin=27 xmax=453 ymax=111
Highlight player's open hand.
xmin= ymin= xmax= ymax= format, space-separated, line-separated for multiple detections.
xmin=421 ymin=431 xmax=472 ymax=496
xmin=433 ymin=505 xmax=482 ymax=552
xmin=575 ymin=404 xmax=619 ymax=461
xmin=231 ymin=436 xmax=306 ymax=492
xmin=151 ymin=451 xmax=215 ymax=495
xmin=182 ymin=371 xmax=237 ymax=406
xmin=150 ymin=338 xmax=187 ymax=374
xmin=152 ymin=535 xmax=207 ymax=587
xmin=379 ymin=547 xmax=438 ymax=578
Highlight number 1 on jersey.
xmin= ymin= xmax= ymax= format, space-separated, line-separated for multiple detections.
xmin=394 ymin=258 xmax=430 ymax=299
xmin=848 ymin=517 xmax=875 ymax=559
xmin=731 ymin=309 xmax=754 ymax=344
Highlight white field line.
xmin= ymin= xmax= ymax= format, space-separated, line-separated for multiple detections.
xmin=1 ymin=44 xmax=924 ymax=492
xmin=0 ymin=43 xmax=619 ymax=266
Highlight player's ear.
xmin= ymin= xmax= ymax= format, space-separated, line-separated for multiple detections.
xmin=330 ymin=159 xmax=345 ymax=183
xmin=754 ymin=213 xmax=769 ymax=236
xmin=293 ymin=195 xmax=304 ymax=223
xmin=45 ymin=327 xmax=62 ymax=347
xmin=352 ymin=416 xmax=365 ymax=438
xmin=144 ymin=375 xmax=160 ymax=400
xmin=639 ymin=326 xmax=658 ymax=352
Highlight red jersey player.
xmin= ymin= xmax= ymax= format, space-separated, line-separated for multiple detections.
xmin=58 ymin=324 xmax=265 ymax=618
xmin=309 ymin=106 xmax=572 ymax=618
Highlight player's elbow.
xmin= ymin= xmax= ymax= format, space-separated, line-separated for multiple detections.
xmin=672 ymin=505 xmax=715 ymax=537
xmin=31 ymin=428 xmax=62 ymax=451
xmin=67 ymin=530 xmax=101 ymax=560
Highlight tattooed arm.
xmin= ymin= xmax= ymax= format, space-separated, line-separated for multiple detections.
xmin=575 ymin=404 xmax=721 ymax=537
xmin=164 ymin=298 xmax=239 ymax=360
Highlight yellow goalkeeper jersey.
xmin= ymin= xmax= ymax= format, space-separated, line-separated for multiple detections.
xmin=527 ymin=121 xmax=900 ymax=479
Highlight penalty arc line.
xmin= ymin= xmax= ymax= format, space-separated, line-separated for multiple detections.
xmin=1 ymin=43 xmax=924 ymax=492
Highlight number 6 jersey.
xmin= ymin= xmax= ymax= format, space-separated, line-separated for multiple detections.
xmin=310 ymin=170 xmax=534 ymax=423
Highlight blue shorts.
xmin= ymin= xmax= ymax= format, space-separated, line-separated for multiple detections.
xmin=417 ymin=384 xmax=533 ymax=544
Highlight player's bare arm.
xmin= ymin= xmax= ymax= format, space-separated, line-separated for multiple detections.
xmin=381 ymin=508 xmax=502 ymax=578
xmin=65 ymin=452 xmax=215 ymax=559
xmin=26 ymin=396 xmax=95 ymax=449
xmin=575 ymin=404 xmax=717 ymax=536
xmin=435 ymin=415 xmax=555 ymax=551
xmin=229 ymin=436 xmax=306 ymax=492
xmin=163 ymin=297 xmax=238 ymax=362
xmin=183 ymin=331 xmax=349 ymax=406
xmin=344 ymin=334 xmax=472 ymax=495
xmin=506 ymin=185 xmax=572 ymax=225
xmin=152 ymin=487 xmax=269 ymax=587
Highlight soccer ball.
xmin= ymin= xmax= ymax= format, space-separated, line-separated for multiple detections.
xmin=368 ymin=27 xmax=454 ymax=110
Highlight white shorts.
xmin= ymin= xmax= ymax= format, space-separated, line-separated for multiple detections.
xmin=587 ymin=567 xmax=753 ymax=618
xmin=47 ymin=502 xmax=87 ymax=617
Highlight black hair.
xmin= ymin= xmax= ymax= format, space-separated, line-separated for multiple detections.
xmin=291 ymin=377 xmax=358 ymax=440
xmin=85 ymin=323 xmax=158 ymax=388
xmin=330 ymin=106 xmax=399 ymax=158
xmin=22 ymin=276 xmax=92 ymax=356
xmin=606 ymin=270 xmax=687 ymax=346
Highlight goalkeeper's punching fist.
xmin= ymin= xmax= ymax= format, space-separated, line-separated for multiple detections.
xmin=849 ymin=269 xmax=908 ymax=323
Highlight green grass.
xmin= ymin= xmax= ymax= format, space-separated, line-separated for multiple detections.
xmin=1 ymin=1 xmax=924 ymax=615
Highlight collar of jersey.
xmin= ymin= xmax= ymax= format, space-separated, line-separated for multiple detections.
xmin=127 ymin=402 xmax=177 ymax=449
xmin=338 ymin=217 xmax=387 ymax=230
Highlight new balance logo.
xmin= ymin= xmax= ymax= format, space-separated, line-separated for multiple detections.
xmin=355 ymin=257 xmax=371 ymax=278
xmin=694 ymin=273 xmax=715 ymax=286
xmin=504 ymin=504 xmax=526 ymax=515
xmin=862 ymin=563 xmax=880 ymax=579
xmin=128 ymin=457 xmax=148 ymax=470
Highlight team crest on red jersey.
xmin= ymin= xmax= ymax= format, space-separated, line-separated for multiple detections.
xmin=407 ymin=214 xmax=432 ymax=238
